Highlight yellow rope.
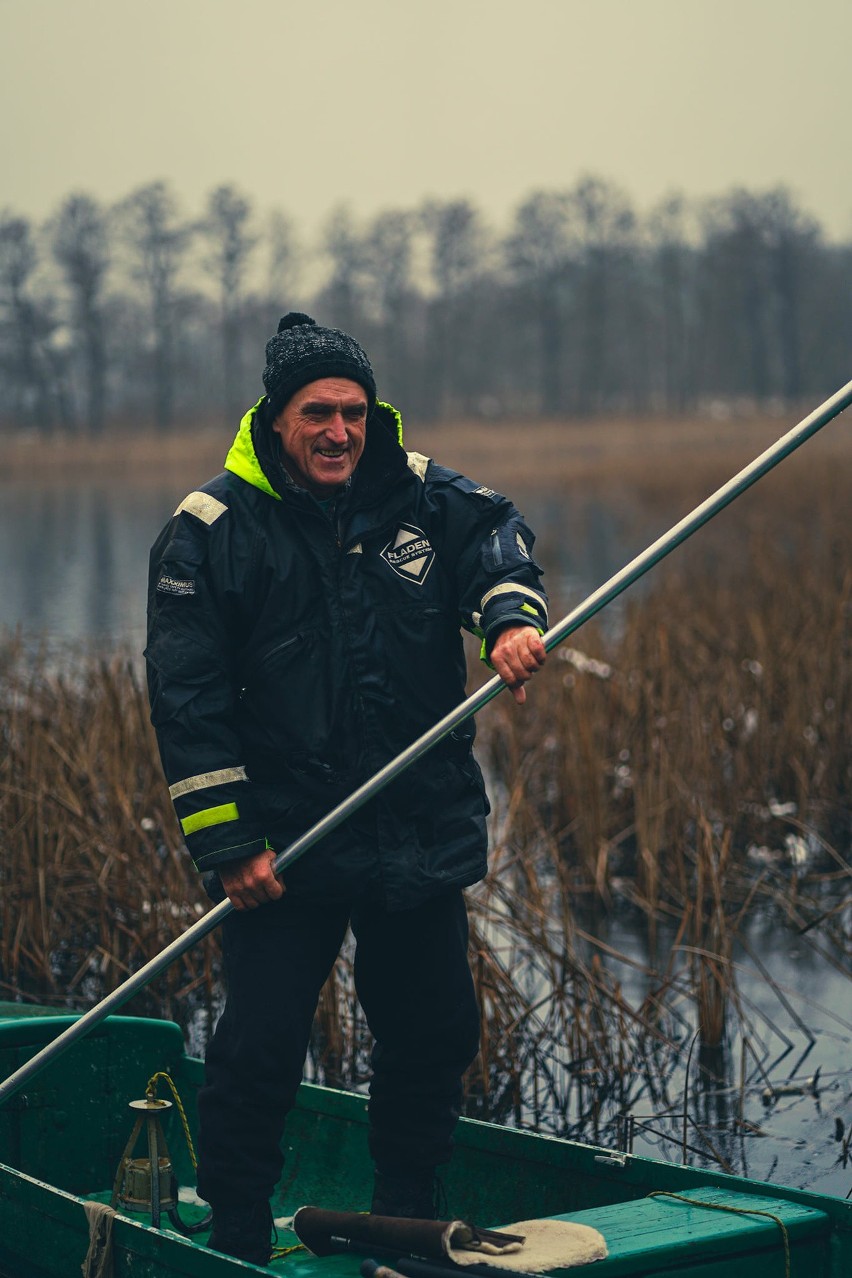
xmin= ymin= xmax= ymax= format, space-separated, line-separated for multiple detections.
xmin=270 ymin=1243 xmax=307 ymax=1261
xmin=648 ymin=1190 xmax=791 ymax=1278
xmin=146 ymin=1072 xmax=198 ymax=1172
xmin=144 ymin=1071 xmax=307 ymax=1261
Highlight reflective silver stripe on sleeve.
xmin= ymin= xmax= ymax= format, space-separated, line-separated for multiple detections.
xmin=169 ymin=765 xmax=248 ymax=800
xmin=174 ymin=492 xmax=229 ymax=525
xmin=406 ymin=452 xmax=431 ymax=482
xmin=479 ymin=582 xmax=548 ymax=619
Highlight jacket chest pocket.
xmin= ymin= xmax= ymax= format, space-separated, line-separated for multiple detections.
xmin=241 ymin=631 xmax=306 ymax=685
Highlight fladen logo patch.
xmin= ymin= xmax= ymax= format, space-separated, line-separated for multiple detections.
xmin=380 ymin=524 xmax=435 ymax=585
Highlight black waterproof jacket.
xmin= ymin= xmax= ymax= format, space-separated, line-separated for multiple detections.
xmin=146 ymin=399 xmax=548 ymax=910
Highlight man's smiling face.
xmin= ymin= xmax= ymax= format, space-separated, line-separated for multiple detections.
xmin=271 ymin=378 xmax=368 ymax=496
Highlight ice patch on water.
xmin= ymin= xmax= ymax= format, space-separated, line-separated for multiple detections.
xmin=785 ymin=833 xmax=809 ymax=867
xmin=768 ymin=799 xmax=797 ymax=817
xmin=558 ymin=647 xmax=612 ymax=679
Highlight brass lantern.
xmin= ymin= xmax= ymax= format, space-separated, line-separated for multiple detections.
xmin=111 ymin=1097 xmax=177 ymax=1228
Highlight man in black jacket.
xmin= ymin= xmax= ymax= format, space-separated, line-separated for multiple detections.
xmin=146 ymin=313 xmax=548 ymax=1265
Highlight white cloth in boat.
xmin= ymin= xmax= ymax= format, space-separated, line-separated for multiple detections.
xmin=446 ymin=1217 xmax=608 ymax=1270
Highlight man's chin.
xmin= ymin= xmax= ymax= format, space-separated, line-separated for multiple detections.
xmin=308 ymin=474 xmax=350 ymax=498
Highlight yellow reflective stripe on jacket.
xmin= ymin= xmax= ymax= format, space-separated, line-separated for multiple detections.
xmin=169 ymin=766 xmax=248 ymax=800
xmin=479 ymin=582 xmax=549 ymax=617
xmin=180 ymin=802 xmax=240 ymax=836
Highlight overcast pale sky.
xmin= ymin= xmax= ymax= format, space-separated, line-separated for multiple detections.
xmin=2 ymin=0 xmax=850 ymax=239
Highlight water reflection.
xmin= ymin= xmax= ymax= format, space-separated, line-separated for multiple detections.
xmin=0 ymin=480 xmax=668 ymax=645
xmin=0 ymin=482 xmax=184 ymax=646
xmin=587 ymin=906 xmax=852 ymax=1195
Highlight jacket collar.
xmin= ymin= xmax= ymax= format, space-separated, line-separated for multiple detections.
xmin=224 ymin=397 xmax=408 ymax=504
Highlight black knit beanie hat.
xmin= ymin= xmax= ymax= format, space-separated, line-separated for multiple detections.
xmin=262 ymin=312 xmax=377 ymax=414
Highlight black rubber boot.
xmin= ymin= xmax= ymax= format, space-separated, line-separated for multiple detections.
xmin=370 ymin=1168 xmax=442 ymax=1220
xmin=207 ymin=1200 xmax=273 ymax=1266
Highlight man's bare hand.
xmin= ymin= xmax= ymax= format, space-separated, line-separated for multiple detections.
xmin=490 ymin=624 xmax=547 ymax=704
xmin=218 ymin=847 xmax=285 ymax=911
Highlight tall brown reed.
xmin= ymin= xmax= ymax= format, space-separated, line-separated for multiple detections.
xmin=479 ymin=455 xmax=850 ymax=917
xmin=0 ymin=640 xmax=217 ymax=1025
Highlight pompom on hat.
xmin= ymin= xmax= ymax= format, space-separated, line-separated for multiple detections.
xmin=262 ymin=312 xmax=377 ymax=414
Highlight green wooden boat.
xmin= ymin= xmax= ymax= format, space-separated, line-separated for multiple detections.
xmin=0 ymin=1002 xmax=849 ymax=1277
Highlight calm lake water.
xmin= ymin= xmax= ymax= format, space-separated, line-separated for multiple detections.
xmin=0 ymin=483 xmax=180 ymax=648
xmin=1 ymin=474 xmax=849 ymax=1199
xmin=0 ymin=477 xmax=674 ymax=645
xmin=595 ymin=905 xmax=852 ymax=1196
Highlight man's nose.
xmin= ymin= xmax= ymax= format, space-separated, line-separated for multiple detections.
xmin=325 ymin=413 xmax=348 ymax=442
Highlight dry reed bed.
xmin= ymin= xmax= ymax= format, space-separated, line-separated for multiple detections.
xmin=3 ymin=409 xmax=848 ymax=492
xmin=460 ymin=460 xmax=850 ymax=1135
xmin=0 ymin=652 xmax=219 ymax=1025
xmin=0 ymin=453 xmax=849 ymax=1151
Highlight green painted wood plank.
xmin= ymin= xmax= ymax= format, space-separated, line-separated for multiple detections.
xmin=546 ymin=1186 xmax=830 ymax=1276
xmin=0 ymin=1011 xmax=184 ymax=1052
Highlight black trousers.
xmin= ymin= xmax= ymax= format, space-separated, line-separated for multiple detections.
xmin=195 ymin=887 xmax=480 ymax=1208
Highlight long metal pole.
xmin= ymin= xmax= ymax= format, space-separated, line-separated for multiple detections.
xmin=1 ymin=379 xmax=850 ymax=1107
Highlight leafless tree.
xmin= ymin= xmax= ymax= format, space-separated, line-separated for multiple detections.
xmin=803 ymin=242 xmax=852 ymax=395
xmin=646 ymin=194 xmax=699 ymax=413
xmin=116 ymin=181 xmax=192 ymax=431
xmin=565 ymin=176 xmax=637 ymax=414
xmin=0 ymin=213 xmax=66 ymax=430
xmin=420 ymin=199 xmax=488 ymax=417
xmin=201 ymin=184 xmax=258 ymax=423
xmin=50 ymin=193 xmax=110 ymax=435
xmin=267 ymin=210 xmax=302 ymax=310
xmin=360 ymin=209 xmax=416 ymax=399
xmin=761 ymin=189 xmax=820 ymax=404
xmin=505 ymin=190 xmax=573 ymax=415
xmin=318 ymin=205 xmax=366 ymax=335
xmin=700 ymin=187 xmax=820 ymax=405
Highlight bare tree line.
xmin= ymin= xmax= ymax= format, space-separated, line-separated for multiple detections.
xmin=1 ymin=176 xmax=850 ymax=434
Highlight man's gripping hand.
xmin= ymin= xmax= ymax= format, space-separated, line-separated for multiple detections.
xmin=490 ymin=624 xmax=547 ymax=705
xmin=218 ymin=847 xmax=285 ymax=911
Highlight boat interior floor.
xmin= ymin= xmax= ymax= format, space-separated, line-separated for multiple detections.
xmin=84 ymin=1182 xmax=831 ymax=1276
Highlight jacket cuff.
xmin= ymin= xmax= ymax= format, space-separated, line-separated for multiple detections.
xmin=190 ymin=833 xmax=270 ymax=872
xmin=481 ymin=601 xmax=547 ymax=663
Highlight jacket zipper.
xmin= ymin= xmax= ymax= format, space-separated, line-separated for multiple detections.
xmin=259 ymin=633 xmax=302 ymax=667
